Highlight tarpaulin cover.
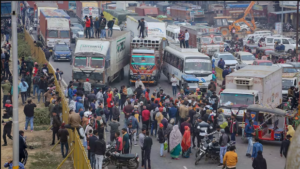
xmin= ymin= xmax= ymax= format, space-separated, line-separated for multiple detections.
xmin=104 ymin=9 xmax=138 ymax=24
xmin=40 ymin=9 xmax=70 ymax=19
xmin=228 ymin=4 xmax=249 ymax=8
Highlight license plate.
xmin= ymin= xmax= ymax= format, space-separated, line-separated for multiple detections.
xmin=141 ymin=75 xmax=145 ymax=79
xmin=60 ymin=57 xmax=66 ymax=59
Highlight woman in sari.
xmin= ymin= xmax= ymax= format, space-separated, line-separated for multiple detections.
xmin=169 ymin=125 xmax=182 ymax=160
xmin=181 ymin=126 xmax=191 ymax=158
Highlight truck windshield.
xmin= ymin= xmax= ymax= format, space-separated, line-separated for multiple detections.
xmin=185 ymin=59 xmax=212 ymax=72
xmin=220 ymin=93 xmax=254 ymax=106
xmin=282 ymin=79 xmax=293 ymax=90
xmin=48 ymin=30 xmax=58 ymax=38
xmin=60 ymin=30 xmax=70 ymax=38
xmin=90 ymin=57 xmax=104 ymax=68
xmin=201 ymin=37 xmax=212 ymax=44
xmin=220 ymin=54 xmax=235 ymax=60
xmin=213 ymin=36 xmax=222 ymax=43
xmin=283 ymin=68 xmax=297 ymax=73
xmin=131 ymin=55 xmax=155 ymax=65
xmin=74 ymin=57 xmax=87 ymax=67
xmin=241 ymin=55 xmax=255 ymax=60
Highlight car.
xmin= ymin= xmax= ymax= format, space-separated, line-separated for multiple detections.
xmin=287 ymin=62 xmax=300 ymax=72
xmin=71 ymin=23 xmax=84 ymax=31
xmin=52 ymin=42 xmax=72 ymax=62
xmin=235 ymin=51 xmax=256 ymax=65
xmin=252 ymin=60 xmax=273 ymax=66
xmin=70 ymin=27 xmax=82 ymax=43
xmin=213 ymin=52 xmax=238 ymax=70
xmin=74 ymin=31 xmax=84 ymax=45
xmin=265 ymin=35 xmax=300 ymax=53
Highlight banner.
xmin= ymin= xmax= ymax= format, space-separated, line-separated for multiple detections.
xmin=147 ymin=22 xmax=167 ymax=38
xmin=275 ymin=22 xmax=283 ymax=34
xmin=253 ymin=5 xmax=263 ymax=11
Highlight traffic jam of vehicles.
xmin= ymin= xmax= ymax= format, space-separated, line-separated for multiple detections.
xmin=18 ymin=1 xmax=300 ymax=168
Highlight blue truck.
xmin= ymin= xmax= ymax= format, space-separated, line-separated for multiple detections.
xmin=1 ymin=1 xmax=11 ymax=19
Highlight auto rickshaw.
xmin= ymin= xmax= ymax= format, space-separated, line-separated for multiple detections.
xmin=269 ymin=51 xmax=292 ymax=63
xmin=181 ymin=75 xmax=199 ymax=92
xmin=255 ymin=47 xmax=274 ymax=59
xmin=244 ymin=44 xmax=258 ymax=55
xmin=241 ymin=104 xmax=290 ymax=142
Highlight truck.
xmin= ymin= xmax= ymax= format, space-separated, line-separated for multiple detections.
xmin=180 ymin=25 xmax=224 ymax=57
xmin=129 ymin=36 xmax=168 ymax=85
xmin=34 ymin=2 xmax=58 ymax=24
xmin=135 ymin=6 xmax=159 ymax=17
xmin=72 ymin=30 xmax=131 ymax=88
xmin=39 ymin=9 xmax=71 ymax=48
xmin=124 ymin=16 xmax=166 ymax=39
xmin=76 ymin=1 xmax=99 ymax=22
xmin=1 ymin=1 xmax=11 ymax=19
xmin=219 ymin=65 xmax=282 ymax=121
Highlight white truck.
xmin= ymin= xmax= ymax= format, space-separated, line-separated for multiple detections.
xmin=72 ymin=31 xmax=131 ymax=88
xmin=124 ymin=16 xmax=166 ymax=39
xmin=219 ymin=65 xmax=282 ymax=121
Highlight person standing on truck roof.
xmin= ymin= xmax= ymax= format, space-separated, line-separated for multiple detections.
xmin=94 ymin=17 xmax=100 ymax=38
xmin=100 ymin=14 xmax=107 ymax=40
xmin=89 ymin=16 xmax=94 ymax=38
xmin=107 ymin=18 xmax=115 ymax=38
xmin=178 ymin=31 xmax=185 ymax=48
xmin=184 ymin=29 xmax=189 ymax=48
xmin=137 ymin=18 xmax=145 ymax=38
xmin=84 ymin=78 xmax=91 ymax=95
xmin=85 ymin=16 xmax=91 ymax=39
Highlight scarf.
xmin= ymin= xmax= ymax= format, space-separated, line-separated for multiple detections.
xmin=181 ymin=126 xmax=191 ymax=152
xmin=169 ymin=125 xmax=182 ymax=151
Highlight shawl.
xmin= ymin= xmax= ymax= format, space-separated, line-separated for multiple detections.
xmin=181 ymin=126 xmax=191 ymax=152
xmin=287 ymin=125 xmax=295 ymax=141
xmin=169 ymin=125 xmax=182 ymax=151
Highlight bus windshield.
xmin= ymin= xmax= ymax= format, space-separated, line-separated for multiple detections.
xmin=90 ymin=57 xmax=104 ymax=68
xmin=74 ymin=57 xmax=87 ymax=67
xmin=185 ymin=59 xmax=212 ymax=72
xmin=220 ymin=93 xmax=254 ymax=107
xmin=131 ymin=55 xmax=155 ymax=65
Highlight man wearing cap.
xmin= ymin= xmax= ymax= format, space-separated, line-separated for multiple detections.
xmin=137 ymin=18 xmax=146 ymax=38
xmin=84 ymin=78 xmax=91 ymax=95
xmin=107 ymin=18 xmax=115 ymax=37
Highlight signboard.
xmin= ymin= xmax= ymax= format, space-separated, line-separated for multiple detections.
xmin=147 ymin=22 xmax=167 ymax=38
xmin=74 ymin=40 xmax=110 ymax=56
xmin=47 ymin=18 xmax=70 ymax=30
xmin=275 ymin=22 xmax=283 ymax=34
xmin=253 ymin=5 xmax=263 ymax=11
xmin=280 ymin=1 xmax=300 ymax=7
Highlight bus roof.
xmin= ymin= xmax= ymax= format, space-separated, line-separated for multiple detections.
xmin=165 ymin=44 xmax=210 ymax=60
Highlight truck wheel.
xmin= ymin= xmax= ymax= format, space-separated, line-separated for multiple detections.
xmin=220 ymin=28 xmax=229 ymax=37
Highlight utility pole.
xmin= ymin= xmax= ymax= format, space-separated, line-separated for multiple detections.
xmin=12 ymin=1 xmax=20 ymax=169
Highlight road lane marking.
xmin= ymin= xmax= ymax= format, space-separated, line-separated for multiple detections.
xmin=183 ymin=166 xmax=187 ymax=169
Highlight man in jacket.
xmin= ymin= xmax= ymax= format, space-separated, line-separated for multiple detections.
xmin=88 ymin=130 xmax=98 ymax=168
xmin=142 ymin=106 xmax=150 ymax=131
xmin=112 ymin=103 xmax=120 ymax=121
xmin=122 ymin=128 xmax=130 ymax=154
xmin=75 ymin=99 xmax=84 ymax=113
xmin=89 ymin=16 xmax=94 ymax=38
xmin=179 ymin=102 xmax=189 ymax=126
xmin=106 ymin=93 xmax=114 ymax=121
xmin=123 ymin=101 xmax=134 ymax=128
xmin=43 ymin=88 xmax=53 ymax=107
xmin=58 ymin=123 xmax=69 ymax=158
xmin=252 ymin=137 xmax=263 ymax=159
xmin=51 ymin=112 xmax=61 ymax=145
xmin=96 ymin=88 xmax=104 ymax=103
xmin=38 ymin=76 xmax=48 ymax=103
xmin=94 ymin=17 xmax=100 ymax=38
xmin=115 ymin=131 xmax=123 ymax=153
xmin=84 ymin=78 xmax=91 ymax=95
xmin=19 ymin=131 xmax=27 ymax=164
xmin=168 ymin=103 xmax=178 ymax=123
xmin=23 ymin=99 xmax=36 ymax=132
xmin=137 ymin=18 xmax=145 ymax=38
xmin=218 ymin=58 xmax=225 ymax=70
xmin=128 ymin=113 xmax=139 ymax=145
xmin=229 ymin=115 xmax=239 ymax=144
xmin=245 ymin=120 xmax=255 ymax=157
xmin=184 ymin=29 xmax=190 ymax=48
xmin=107 ymin=18 xmax=115 ymax=37
xmin=143 ymin=130 xmax=152 ymax=169
xmin=218 ymin=129 xmax=230 ymax=167
xmin=24 ymin=72 xmax=32 ymax=97
xmin=139 ymin=128 xmax=146 ymax=167
xmin=178 ymin=31 xmax=185 ymax=48
xmin=158 ymin=123 xmax=165 ymax=157
xmin=135 ymin=85 xmax=144 ymax=99
xmin=109 ymin=118 xmax=120 ymax=142
xmin=280 ymin=134 xmax=291 ymax=158
xmin=99 ymin=14 xmax=107 ymax=39
xmin=2 ymin=79 xmax=11 ymax=108
xmin=2 ymin=110 xmax=12 ymax=146
xmin=85 ymin=16 xmax=91 ymax=38
xmin=94 ymin=133 xmax=106 ymax=169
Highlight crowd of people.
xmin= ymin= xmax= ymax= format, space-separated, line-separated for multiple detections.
xmin=84 ymin=14 xmax=115 ymax=39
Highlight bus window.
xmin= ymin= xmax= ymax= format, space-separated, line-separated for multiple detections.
xmin=178 ymin=59 xmax=183 ymax=71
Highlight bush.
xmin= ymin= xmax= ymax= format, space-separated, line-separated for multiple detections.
xmin=18 ymin=33 xmax=31 ymax=58
xmin=34 ymin=107 xmax=50 ymax=126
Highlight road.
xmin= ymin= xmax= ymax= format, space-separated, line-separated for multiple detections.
xmin=30 ymin=30 xmax=285 ymax=169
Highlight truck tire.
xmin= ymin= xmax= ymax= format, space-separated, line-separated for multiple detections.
xmin=221 ymin=28 xmax=229 ymax=37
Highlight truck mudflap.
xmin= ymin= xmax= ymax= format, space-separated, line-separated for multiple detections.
xmin=129 ymin=74 xmax=157 ymax=84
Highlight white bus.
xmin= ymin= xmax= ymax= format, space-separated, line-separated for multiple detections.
xmin=162 ymin=44 xmax=212 ymax=91
xmin=166 ymin=25 xmax=180 ymax=43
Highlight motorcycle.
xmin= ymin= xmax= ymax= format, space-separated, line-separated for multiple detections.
xmin=195 ymin=136 xmax=232 ymax=165
xmin=103 ymin=151 xmax=139 ymax=169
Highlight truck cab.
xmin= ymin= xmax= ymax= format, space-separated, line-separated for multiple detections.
xmin=197 ymin=32 xmax=224 ymax=57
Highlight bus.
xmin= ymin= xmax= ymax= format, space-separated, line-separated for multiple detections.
xmin=162 ymin=43 xmax=212 ymax=91
xmin=166 ymin=25 xmax=180 ymax=43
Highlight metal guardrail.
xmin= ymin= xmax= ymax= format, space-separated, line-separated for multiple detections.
xmin=24 ymin=30 xmax=91 ymax=169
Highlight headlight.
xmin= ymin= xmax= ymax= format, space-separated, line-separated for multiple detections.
xmin=152 ymin=70 xmax=157 ymax=76
xmin=130 ymin=70 xmax=133 ymax=75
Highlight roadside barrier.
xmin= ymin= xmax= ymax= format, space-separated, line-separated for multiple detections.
xmin=24 ymin=30 xmax=91 ymax=169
